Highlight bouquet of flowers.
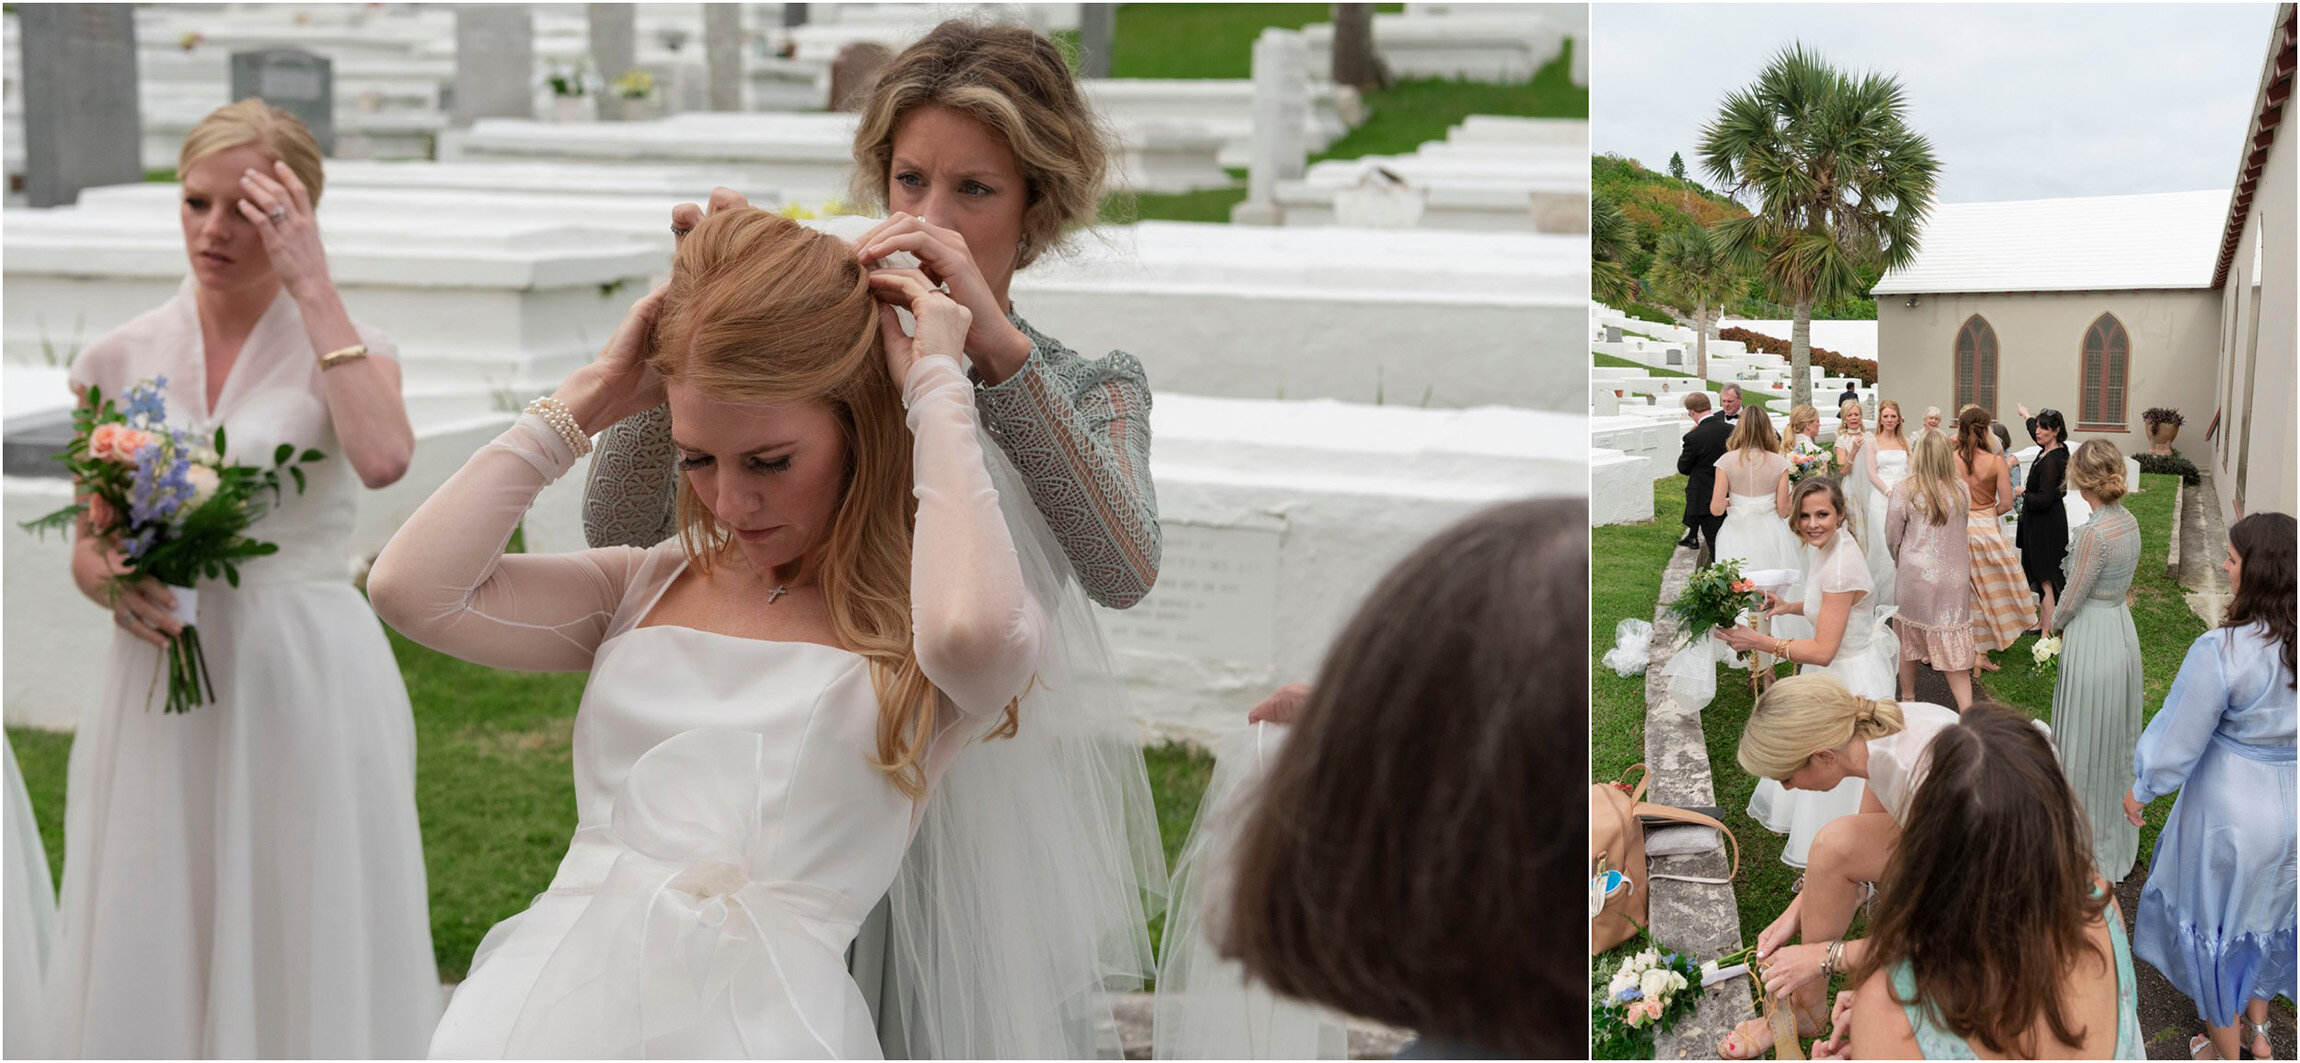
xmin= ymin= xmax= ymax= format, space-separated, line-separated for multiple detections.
xmin=2032 ymin=634 xmax=2063 ymax=670
xmin=21 ymin=377 xmax=323 ymax=713
xmin=1592 ymin=939 xmax=1705 ymax=1058
xmin=1666 ymin=558 xmax=1765 ymax=644
xmin=1787 ymin=438 xmax=1838 ymax=483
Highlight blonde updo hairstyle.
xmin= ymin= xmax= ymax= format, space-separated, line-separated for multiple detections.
xmin=649 ymin=207 xmax=1018 ymax=799
xmin=2069 ymin=439 xmax=2128 ymax=505
xmin=849 ymin=19 xmax=1115 ymax=269
xmin=1787 ymin=404 xmax=1821 ymax=448
xmin=1738 ymin=674 xmax=1907 ymax=782
xmin=178 ymin=98 xmax=325 ymax=206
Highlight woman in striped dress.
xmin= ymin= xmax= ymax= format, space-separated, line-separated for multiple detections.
xmin=1955 ymin=408 xmax=2036 ymax=673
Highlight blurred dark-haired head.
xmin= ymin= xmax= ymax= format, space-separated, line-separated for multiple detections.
xmin=2226 ymin=511 xmax=2297 ymax=684
xmin=1854 ymin=703 xmax=2109 ymax=1057
xmin=1219 ymin=498 xmax=1586 ymax=1059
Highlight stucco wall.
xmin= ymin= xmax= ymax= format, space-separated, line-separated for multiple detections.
xmin=1875 ymin=288 xmax=2221 ymax=452
xmin=2214 ymin=120 xmax=2295 ymax=525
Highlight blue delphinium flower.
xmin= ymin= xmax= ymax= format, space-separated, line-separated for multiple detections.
xmin=127 ymin=440 xmax=193 ymax=528
xmin=122 ymin=376 xmax=169 ymax=428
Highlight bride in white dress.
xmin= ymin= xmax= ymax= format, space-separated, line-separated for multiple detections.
xmin=1709 ymin=406 xmax=1801 ymax=576
xmin=1719 ymin=477 xmax=1900 ymax=868
xmin=1857 ymin=400 xmax=1913 ymax=610
xmin=46 ymin=101 xmax=439 ymax=1057
xmin=371 ymin=207 xmax=1157 ymax=1058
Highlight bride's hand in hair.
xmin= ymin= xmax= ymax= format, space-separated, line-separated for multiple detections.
xmin=556 ymin=284 xmax=670 ymax=434
xmin=870 ymin=269 xmax=971 ymax=382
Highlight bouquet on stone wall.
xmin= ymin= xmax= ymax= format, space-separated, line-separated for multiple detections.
xmin=1666 ymin=558 xmax=1765 ymax=644
xmin=1591 ymin=936 xmax=1707 ymax=1058
xmin=19 ymin=377 xmax=323 ymax=712
xmin=1787 ymin=438 xmax=1839 ymax=483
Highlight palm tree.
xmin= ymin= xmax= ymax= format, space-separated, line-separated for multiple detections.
xmin=1591 ymin=192 xmax=1639 ymax=307
xmin=1648 ymin=223 xmax=1740 ymax=381
xmin=1698 ymin=43 xmax=1939 ymax=408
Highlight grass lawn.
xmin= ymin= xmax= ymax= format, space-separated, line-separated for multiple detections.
xmin=1109 ymin=3 xmax=1403 ymax=80
xmin=1111 ymin=5 xmax=1585 ymax=223
xmin=10 ymin=632 xmax=1217 ymax=981
xmin=1594 ymin=351 xmax=1779 ymax=415
xmin=1592 ymin=473 xmax=2206 ymax=1052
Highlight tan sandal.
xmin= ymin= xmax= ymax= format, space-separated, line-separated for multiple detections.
xmin=1717 ymin=990 xmax=1827 ymax=1059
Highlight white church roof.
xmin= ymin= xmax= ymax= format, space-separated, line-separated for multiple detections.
xmin=1872 ymin=189 xmax=2231 ymax=295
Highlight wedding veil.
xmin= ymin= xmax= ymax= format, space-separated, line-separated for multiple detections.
xmin=875 ymin=428 xmax=1169 ymax=1058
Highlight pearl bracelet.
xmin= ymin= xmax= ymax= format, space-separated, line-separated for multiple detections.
xmin=524 ymin=396 xmax=594 ymax=458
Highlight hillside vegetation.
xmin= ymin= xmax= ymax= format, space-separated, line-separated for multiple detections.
xmin=1593 ymin=153 xmax=1881 ymax=321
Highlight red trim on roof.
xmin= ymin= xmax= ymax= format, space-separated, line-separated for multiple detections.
xmin=2216 ymin=3 xmax=2298 ymax=289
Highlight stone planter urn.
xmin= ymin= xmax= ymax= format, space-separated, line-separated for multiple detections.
xmin=549 ymin=95 xmax=588 ymax=122
xmin=2146 ymin=421 xmax=2178 ymax=455
xmin=2144 ymin=408 xmax=2183 ymax=455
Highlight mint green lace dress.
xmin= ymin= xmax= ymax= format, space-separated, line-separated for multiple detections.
xmin=582 ymin=313 xmax=1162 ymax=608
xmin=2051 ymin=502 xmax=2144 ymax=881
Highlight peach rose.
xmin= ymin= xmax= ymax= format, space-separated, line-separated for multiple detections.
xmin=1730 ymin=579 xmax=1756 ymax=594
xmin=1624 ymin=998 xmax=1665 ymax=1027
xmin=89 ymin=423 xmax=155 ymax=464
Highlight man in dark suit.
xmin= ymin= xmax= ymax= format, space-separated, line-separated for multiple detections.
xmin=1838 ymin=382 xmax=1859 ymax=410
xmin=1676 ymin=391 xmax=1733 ymax=557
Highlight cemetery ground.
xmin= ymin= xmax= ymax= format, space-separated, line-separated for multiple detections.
xmin=1592 ymin=472 xmax=2294 ymax=1059
xmin=1593 ymin=351 xmax=1779 ymax=414
xmin=8 ymin=629 xmax=1217 ymax=983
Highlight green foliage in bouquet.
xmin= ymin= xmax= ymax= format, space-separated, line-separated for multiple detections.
xmin=1665 ymin=557 xmax=1764 ymax=644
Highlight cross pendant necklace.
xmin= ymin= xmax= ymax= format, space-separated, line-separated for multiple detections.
xmin=767 ymin=584 xmax=789 ymax=604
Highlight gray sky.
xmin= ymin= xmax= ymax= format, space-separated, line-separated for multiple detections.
xmin=1592 ymin=4 xmax=2277 ymax=204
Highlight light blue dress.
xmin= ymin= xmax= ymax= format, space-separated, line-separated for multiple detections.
xmin=2131 ymin=622 xmax=2298 ymax=1028
xmin=1890 ymin=890 xmax=2143 ymax=1058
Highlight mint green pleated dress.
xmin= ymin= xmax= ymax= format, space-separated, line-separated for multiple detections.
xmin=2050 ymin=502 xmax=2144 ymax=881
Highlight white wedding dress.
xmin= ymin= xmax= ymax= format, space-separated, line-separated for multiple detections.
xmin=1713 ymin=449 xmax=1801 ymax=576
xmin=1745 ymin=528 xmax=1899 ymax=867
xmin=1858 ymin=445 xmax=1909 ymax=610
xmin=46 ymin=280 xmax=440 ymax=1057
xmin=376 ymin=354 xmax=1156 ymax=1058
xmin=4 ymin=733 xmax=56 ymax=1059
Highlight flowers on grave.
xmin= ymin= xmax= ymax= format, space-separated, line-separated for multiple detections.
xmin=20 ymin=377 xmax=325 ymax=713
xmin=610 ymin=67 xmax=656 ymax=100
xmin=1667 ymin=557 xmax=1767 ymax=644
xmin=178 ymin=31 xmax=205 ymax=52
xmin=1592 ymin=937 xmax=1708 ymax=1058
xmin=2032 ymin=635 xmax=2063 ymax=670
xmin=545 ymin=60 xmax=589 ymax=98
xmin=1788 ymin=438 xmax=1839 ymax=483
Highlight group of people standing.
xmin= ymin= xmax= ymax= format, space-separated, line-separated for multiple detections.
xmin=8 ymin=17 xmax=1587 ymax=1061
xmin=1675 ymin=388 xmax=2295 ymax=1060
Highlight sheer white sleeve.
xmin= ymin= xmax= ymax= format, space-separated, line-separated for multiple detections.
xmin=902 ymin=357 xmax=1046 ymax=717
xmin=367 ymin=416 xmax=649 ymax=672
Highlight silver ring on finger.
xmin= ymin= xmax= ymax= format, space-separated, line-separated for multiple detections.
xmin=268 ymin=206 xmax=288 ymax=224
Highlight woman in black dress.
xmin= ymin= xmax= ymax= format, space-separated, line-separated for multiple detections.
xmin=2016 ymin=406 xmax=2071 ymax=631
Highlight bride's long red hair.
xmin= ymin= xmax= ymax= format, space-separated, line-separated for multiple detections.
xmin=649 ymin=208 xmax=1014 ymax=798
